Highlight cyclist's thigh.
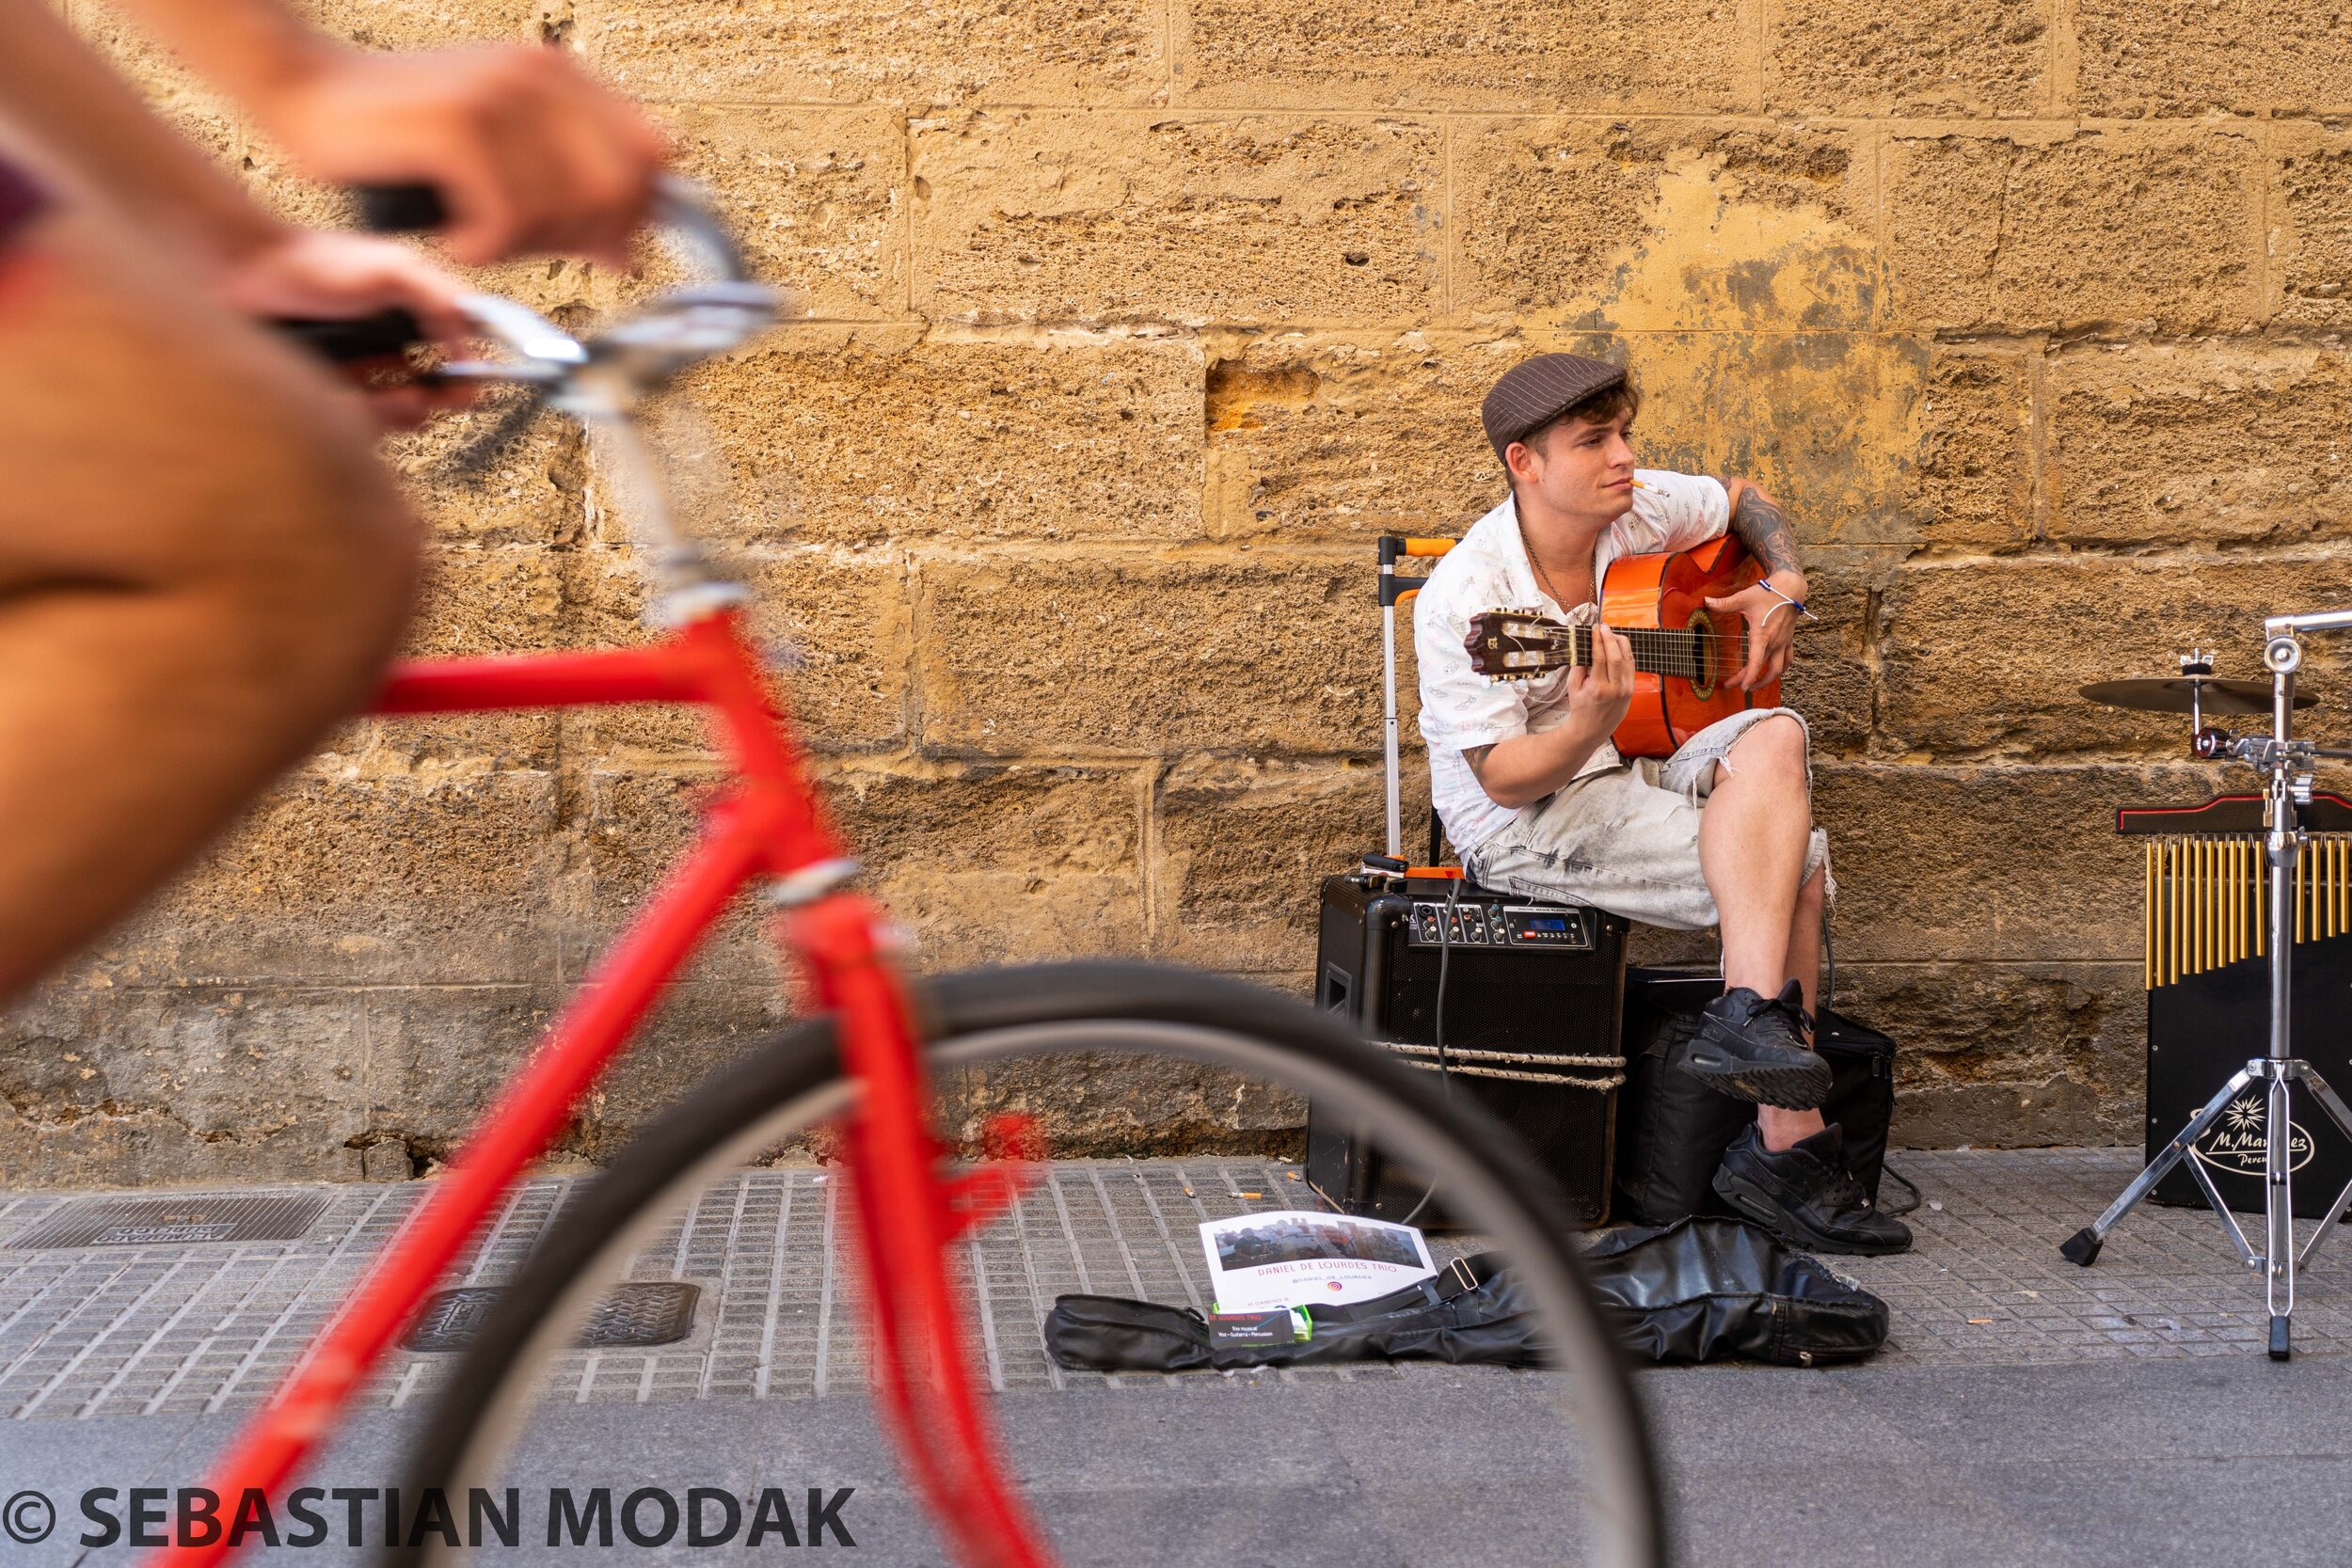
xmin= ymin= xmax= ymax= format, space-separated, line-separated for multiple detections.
xmin=0 ymin=188 xmax=413 ymax=617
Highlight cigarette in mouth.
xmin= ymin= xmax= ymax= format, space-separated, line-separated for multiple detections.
xmin=1629 ymin=478 xmax=1651 ymax=490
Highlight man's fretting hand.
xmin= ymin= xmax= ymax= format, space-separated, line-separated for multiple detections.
xmin=1566 ymin=622 xmax=1638 ymax=736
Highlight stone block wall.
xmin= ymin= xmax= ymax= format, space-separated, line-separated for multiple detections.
xmin=10 ymin=0 xmax=2352 ymax=1182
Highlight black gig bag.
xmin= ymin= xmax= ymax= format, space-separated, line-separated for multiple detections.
xmin=1042 ymin=1223 xmax=1889 ymax=1372
xmin=1614 ymin=969 xmax=1896 ymax=1227
xmin=1043 ymin=1254 xmax=1549 ymax=1373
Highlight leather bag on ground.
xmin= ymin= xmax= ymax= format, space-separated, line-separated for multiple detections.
xmin=1582 ymin=1216 xmax=1888 ymax=1367
xmin=1042 ymin=1218 xmax=1886 ymax=1372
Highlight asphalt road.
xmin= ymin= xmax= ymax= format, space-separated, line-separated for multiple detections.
xmin=4 ymin=1351 xmax=2346 ymax=1566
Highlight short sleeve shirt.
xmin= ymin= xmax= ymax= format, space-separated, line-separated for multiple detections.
xmin=1413 ymin=470 xmax=1731 ymax=852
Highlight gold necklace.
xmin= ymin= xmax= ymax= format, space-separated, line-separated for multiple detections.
xmin=1519 ymin=521 xmax=1579 ymax=610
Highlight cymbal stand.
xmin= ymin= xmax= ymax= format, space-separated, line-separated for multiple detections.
xmin=2061 ymin=613 xmax=2352 ymax=1360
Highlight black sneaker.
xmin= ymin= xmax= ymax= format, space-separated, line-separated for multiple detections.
xmin=1684 ymin=980 xmax=1833 ymax=1110
xmin=1712 ymin=1124 xmax=1913 ymax=1256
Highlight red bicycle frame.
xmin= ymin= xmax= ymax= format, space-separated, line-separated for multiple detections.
xmin=159 ymin=606 xmax=1057 ymax=1568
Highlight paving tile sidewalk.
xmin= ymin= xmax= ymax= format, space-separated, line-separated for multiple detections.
xmin=0 ymin=1147 xmax=2346 ymax=1423
xmin=3 ymin=1148 xmax=2351 ymax=1566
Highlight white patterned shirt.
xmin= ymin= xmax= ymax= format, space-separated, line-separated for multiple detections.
xmin=1413 ymin=471 xmax=1732 ymax=852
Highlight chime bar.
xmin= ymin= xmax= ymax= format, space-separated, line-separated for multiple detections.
xmin=2145 ymin=832 xmax=2352 ymax=990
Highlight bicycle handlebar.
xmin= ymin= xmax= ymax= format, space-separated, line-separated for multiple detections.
xmin=276 ymin=178 xmax=769 ymax=375
xmin=272 ymin=176 xmax=782 ymax=622
xmin=270 ymin=308 xmax=426 ymax=364
xmin=352 ymin=176 xmax=754 ymax=285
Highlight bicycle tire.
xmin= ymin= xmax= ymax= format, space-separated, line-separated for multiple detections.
xmin=381 ymin=960 xmax=1665 ymax=1568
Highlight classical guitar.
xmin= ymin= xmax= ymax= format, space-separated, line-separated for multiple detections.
xmin=1465 ymin=534 xmax=1779 ymax=758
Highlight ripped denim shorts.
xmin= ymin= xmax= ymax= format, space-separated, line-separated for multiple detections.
xmin=1461 ymin=706 xmax=1831 ymax=933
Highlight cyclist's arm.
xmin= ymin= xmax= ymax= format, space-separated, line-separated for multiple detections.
xmin=0 ymin=0 xmax=475 ymax=428
xmin=0 ymin=0 xmax=284 ymax=269
xmin=92 ymin=0 xmax=667 ymax=264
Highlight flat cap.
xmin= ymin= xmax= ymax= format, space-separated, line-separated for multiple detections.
xmin=1480 ymin=353 xmax=1628 ymax=465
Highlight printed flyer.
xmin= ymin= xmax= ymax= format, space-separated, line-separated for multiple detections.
xmin=1199 ymin=1210 xmax=1436 ymax=1313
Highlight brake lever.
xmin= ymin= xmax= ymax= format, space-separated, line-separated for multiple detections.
xmin=466 ymin=294 xmax=587 ymax=364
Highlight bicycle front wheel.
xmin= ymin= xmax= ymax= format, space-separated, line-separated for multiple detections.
xmin=386 ymin=961 xmax=1664 ymax=1568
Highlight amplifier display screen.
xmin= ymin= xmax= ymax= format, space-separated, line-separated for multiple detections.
xmin=1502 ymin=906 xmax=1591 ymax=948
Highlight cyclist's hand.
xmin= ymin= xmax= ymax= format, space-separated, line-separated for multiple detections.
xmin=248 ymin=44 xmax=667 ymax=267
xmin=215 ymin=229 xmax=476 ymax=429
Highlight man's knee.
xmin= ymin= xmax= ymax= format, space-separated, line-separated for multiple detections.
xmin=0 ymin=207 xmax=420 ymax=713
xmin=202 ymin=389 xmax=421 ymax=703
xmin=1727 ymin=711 xmax=1808 ymax=779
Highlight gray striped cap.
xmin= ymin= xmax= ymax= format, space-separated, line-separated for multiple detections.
xmin=1480 ymin=353 xmax=1629 ymax=465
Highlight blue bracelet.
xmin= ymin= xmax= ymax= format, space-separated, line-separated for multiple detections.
xmin=1758 ymin=579 xmax=1817 ymax=623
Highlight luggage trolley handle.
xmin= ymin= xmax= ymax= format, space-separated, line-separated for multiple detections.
xmin=1377 ymin=534 xmax=1456 ymax=863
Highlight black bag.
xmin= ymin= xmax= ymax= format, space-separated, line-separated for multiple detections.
xmin=1043 ymin=1254 xmax=1549 ymax=1373
xmin=1042 ymin=1221 xmax=1887 ymax=1372
xmin=1582 ymin=1217 xmax=1889 ymax=1367
xmin=1614 ymin=970 xmax=1896 ymax=1227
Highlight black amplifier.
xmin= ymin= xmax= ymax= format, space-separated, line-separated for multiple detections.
xmin=2147 ymin=934 xmax=2352 ymax=1218
xmin=1305 ymin=871 xmax=1628 ymax=1227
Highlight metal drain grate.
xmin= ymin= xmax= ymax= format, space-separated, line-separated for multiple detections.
xmin=6 ymin=1190 xmax=331 ymax=1249
xmin=405 ymin=1282 xmax=702 ymax=1353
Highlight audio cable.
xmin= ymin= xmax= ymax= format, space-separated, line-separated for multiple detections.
xmin=1397 ymin=875 xmax=1463 ymax=1227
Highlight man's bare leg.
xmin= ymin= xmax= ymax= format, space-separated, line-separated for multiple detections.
xmin=1757 ymin=867 xmax=1829 ymax=1151
xmin=1698 ymin=712 xmax=1809 ymax=990
xmin=1697 ymin=713 xmax=1826 ymax=1143
xmin=0 ymin=198 xmax=417 ymax=998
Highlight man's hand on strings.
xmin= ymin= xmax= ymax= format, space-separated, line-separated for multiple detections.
xmin=1705 ymin=572 xmax=1808 ymax=692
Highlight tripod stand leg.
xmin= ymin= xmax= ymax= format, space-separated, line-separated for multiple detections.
xmin=2294 ymin=1066 xmax=2352 ymax=1269
xmin=2266 ymin=1069 xmax=2296 ymax=1361
xmin=2064 ymin=1063 xmax=2261 ymax=1266
xmin=2183 ymin=1145 xmax=2261 ymax=1268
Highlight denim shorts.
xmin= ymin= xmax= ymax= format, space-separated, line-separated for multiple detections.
xmin=1461 ymin=707 xmax=1831 ymax=932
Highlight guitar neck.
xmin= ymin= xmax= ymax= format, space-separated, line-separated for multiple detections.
xmin=1541 ymin=624 xmax=1713 ymax=681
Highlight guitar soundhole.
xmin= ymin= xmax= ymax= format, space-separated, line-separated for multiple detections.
xmin=1686 ymin=609 xmax=1717 ymax=700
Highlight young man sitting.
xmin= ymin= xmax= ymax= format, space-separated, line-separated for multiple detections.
xmin=1412 ymin=351 xmax=1909 ymax=1256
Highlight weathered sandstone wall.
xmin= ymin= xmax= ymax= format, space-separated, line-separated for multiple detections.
xmin=10 ymin=0 xmax=2350 ymax=1181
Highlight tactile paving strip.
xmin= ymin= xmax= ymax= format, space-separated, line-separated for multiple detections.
xmin=0 ymin=1151 xmax=2345 ymax=1422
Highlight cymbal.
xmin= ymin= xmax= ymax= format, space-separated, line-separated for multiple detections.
xmin=2079 ymin=676 xmax=2316 ymax=716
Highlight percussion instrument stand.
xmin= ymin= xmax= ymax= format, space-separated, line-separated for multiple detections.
xmin=2062 ymin=613 xmax=2352 ymax=1360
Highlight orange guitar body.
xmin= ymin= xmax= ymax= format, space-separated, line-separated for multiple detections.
xmin=1601 ymin=534 xmax=1778 ymax=757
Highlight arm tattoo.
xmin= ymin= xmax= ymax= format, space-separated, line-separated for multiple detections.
xmin=1462 ymin=744 xmax=1495 ymax=775
xmin=1728 ymin=485 xmax=1804 ymax=578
